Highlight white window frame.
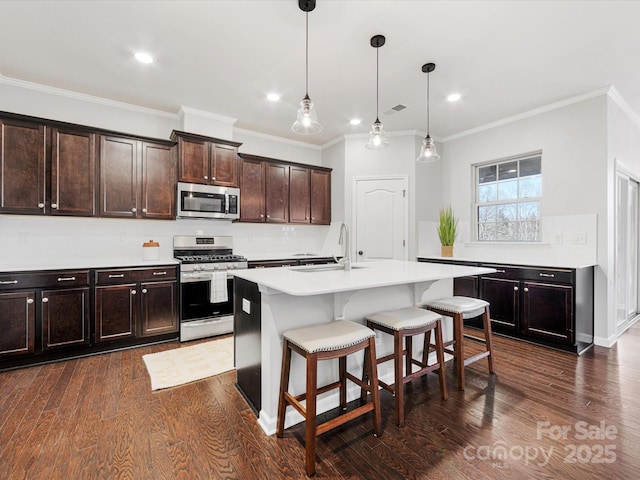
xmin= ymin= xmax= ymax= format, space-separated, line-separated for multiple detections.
xmin=473 ymin=151 xmax=542 ymax=242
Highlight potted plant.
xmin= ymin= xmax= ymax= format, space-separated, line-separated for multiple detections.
xmin=437 ymin=206 xmax=458 ymax=257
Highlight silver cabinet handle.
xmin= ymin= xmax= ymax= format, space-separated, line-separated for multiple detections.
xmin=131 ymin=289 xmax=137 ymax=295
xmin=495 ymin=269 xmax=506 ymax=273
xmin=27 ymin=298 xmax=34 ymax=305
xmin=57 ymin=276 xmax=76 ymax=282
xmin=109 ymin=274 xmax=125 ymax=278
xmin=260 ymin=214 xmax=264 ymax=218
xmin=38 ymin=203 xmax=45 ymax=209
xmin=212 ymin=176 xmax=216 ymax=181
xmin=266 ymin=214 xmax=270 ymax=219
xmin=142 ymin=208 xmax=147 ymax=213
xmin=142 ymin=288 xmax=148 ymax=294
xmin=152 ymin=271 xmax=167 ymax=276
xmin=0 ymin=280 xmax=18 ymax=285
xmin=539 ymin=273 xmax=555 ymax=278
xmin=131 ymin=207 xmax=137 ymax=213
xmin=524 ymin=287 xmax=529 ymax=292
xmin=204 ymin=175 xmax=209 ymax=180
xmin=514 ymin=286 xmax=519 ymax=291
xmin=51 ymin=203 xmax=58 ymax=209
xmin=42 ymin=297 xmax=49 ymax=303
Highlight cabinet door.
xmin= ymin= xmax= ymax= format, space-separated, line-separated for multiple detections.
xmin=141 ymin=142 xmax=176 ymax=219
xmin=211 ymin=144 xmax=238 ymax=187
xmin=239 ymin=158 xmax=265 ymax=222
xmin=0 ymin=291 xmax=35 ymax=357
xmin=454 ymin=276 xmax=479 ymax=298
xmin=265 ymin=163 xmax=289 ymax=223
xmin=95 ymin=284 xmax=137 ymax=342
xmin=480 ymin=277 xmax=519 ymax=331
xmin=177 ymin=137 xmax=209 ymax=184
xmin=0 ymin=119 xmax=45 ymax=214
xmin=289 ymin=166 xmax=310 ymax=224
xmin=99 ymin=136 xmax=139 ymax=218
xmin=140 ymin=281 xmax=178 ymax=337
xmin=41 ymin=287 xmax=90 ymax=351
xmin=51 ymin=128 xmax=96 ymax=216
xmin=523 ymin=281 xmax=573 ymax=343
xmin=310 ymin=169 xmax=331 ymax=225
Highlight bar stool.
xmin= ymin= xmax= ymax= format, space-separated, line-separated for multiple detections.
xmin=276 ymin=320 xmax=382 ymax=477
xmin=365 ymin=307 xmax=447 ymax=427
xmin=424 ymin=296 xmax=496 ymax=390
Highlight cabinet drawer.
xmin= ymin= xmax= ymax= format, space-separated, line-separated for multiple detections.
xmin=479 ymin=265 xmax=521 ymax=280
xmin=519 ymin=268 xmax=573 ymax=284
xmin=96 ymin=266 xmax=177 ymax=284
xmin=0 ymin=270 xmax=89 ymax=290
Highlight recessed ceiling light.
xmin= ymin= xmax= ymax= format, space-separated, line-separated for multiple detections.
xmin=350 ymin=118 xmax=362 ymax=126
xmin=447 ymin=93 xmax=461 ymax=102
xmin=134 ymin=52 xmax=154 ymax=64
xmin=267 ymin=92 xmax=281 ymax=102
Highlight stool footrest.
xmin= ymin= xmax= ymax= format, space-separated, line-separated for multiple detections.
xmin=464 ymin=350 xmax=490 ymax=367
xmin=463 ymin=333 xmax=488 ymax=344
xmin=316 ymin=402 xmax=375 ymax=436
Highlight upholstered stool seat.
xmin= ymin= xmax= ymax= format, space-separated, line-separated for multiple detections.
xmin=276 ymin=320 xmax=382 ymax=476
xmin=365 ymin=307 xmax=447 ymax=427
xmin=424 ymin=296 xmax=496 ymax=390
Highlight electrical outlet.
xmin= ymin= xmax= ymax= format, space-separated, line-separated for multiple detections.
xmin=552 ymin=233 xmax=563 ymax=245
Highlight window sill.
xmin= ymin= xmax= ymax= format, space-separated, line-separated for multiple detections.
xmin=464 ymin=241 xmax=550 ymax=246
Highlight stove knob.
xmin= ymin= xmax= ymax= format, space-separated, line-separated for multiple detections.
xmin=228 ymin=264 xmax=235 ymax=270
xmin=213 ymin=265 xmax=219 ymax=270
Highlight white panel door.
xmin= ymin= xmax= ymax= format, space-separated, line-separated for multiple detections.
xmin=354 ymin=177 xmax=408 ymax=261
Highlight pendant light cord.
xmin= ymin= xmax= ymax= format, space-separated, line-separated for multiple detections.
xmin=426 ymin=70 xmax=430 ymax=135
xmin=305 ymin=11 xmax=309 ymax=96
xmin=376 ymin=46 xmax=380 ymax=121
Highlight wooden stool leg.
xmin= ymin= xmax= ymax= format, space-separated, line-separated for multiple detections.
xmin=339 ymin=356 xmax=347 ymax=410
xmin=435 ymin=320 xmax=448 ymax=400
xmin=405 ymin=335 xmax=413 ymax=378
xmin=421 ymin=330 xmax=432 ymax=365
xmin=393 ymin=330 xmax=405 ymax=426
xmin=276 ymin=340 xmax=292 ymax=437
xmin=453 ymin=313 xmax=465 ymax=391
xmin=483 ymin=306 xmax=496 ymax=373
xmin=305 ymin=354 xmax=318 ymax=476
xmin=366 ymin=338 xmax=382 ymax=437
xmin=361 ymin=322 xmax=374 ymax=402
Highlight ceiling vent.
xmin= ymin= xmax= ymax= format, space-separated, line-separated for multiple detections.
xmin=383 ymin=104 xmax=407 ymax=116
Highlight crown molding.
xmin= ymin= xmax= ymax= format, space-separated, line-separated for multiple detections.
xmin=442 ymin=86 xmax=612 ymax=142
xmin=607 ymin=86 xmax=640 ymax=130
xmin=233 ymin=127 xmax=322 ymax=151
xmin=0 ymin=73 xmax=178 ymax=119
xmin=178 ymin=106 xmax=237 ymax=125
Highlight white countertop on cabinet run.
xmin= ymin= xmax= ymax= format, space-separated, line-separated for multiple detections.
xmin=0 ymin=257 xmax=179 ymax=273
xmin=233 ymin=260 xmax=495 ymax=296
xmin=417 ymin=255 xmax=597 ymax=269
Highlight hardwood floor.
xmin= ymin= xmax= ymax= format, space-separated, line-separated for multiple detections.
xmin=1 ymin=324 xmax=639 ymax=479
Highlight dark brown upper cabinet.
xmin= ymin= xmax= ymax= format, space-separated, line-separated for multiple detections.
xmin=51 ymin=127 xmax=96 ymax=216
xmin=238 ymin=153 xmax=331 ymax=225
xmin=310 ymin=169 xmax=331 ymax=225
xmin=0 ymin=118 xmax=46 ymax=214
xmin=239 ymin=156 xmax=266 ymax=222
xmin=99 ymin=135 xmax=176 ymax=220
xmin=289 ymin=166 xmax=311 ymax=224
xmin=171 ymin=130 xmax=241 ymax=187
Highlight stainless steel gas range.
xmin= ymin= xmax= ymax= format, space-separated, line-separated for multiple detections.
xmin=173 ymin=235 xmax=247 ymax=342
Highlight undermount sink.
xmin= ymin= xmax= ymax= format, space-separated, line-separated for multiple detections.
xmin=289 ymin=264 xmax=367 ymax=273
xmin=291 ymin=252 xmax=320 ymax=257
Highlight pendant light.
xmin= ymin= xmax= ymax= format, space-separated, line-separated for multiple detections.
xmin=416 ymin=62 xmax=440 ymax=162
xmin=365 ymin=34 xmax=389 ymax=150
xmin=292 ymin=0 xmax=322 ymax=135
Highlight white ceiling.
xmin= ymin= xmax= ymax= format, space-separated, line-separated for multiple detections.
xmin=1 ymin=0 xmax=640 ymax=146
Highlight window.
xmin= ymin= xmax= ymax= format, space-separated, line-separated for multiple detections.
xmin=475 ymin=153 xmax=541 ymax=241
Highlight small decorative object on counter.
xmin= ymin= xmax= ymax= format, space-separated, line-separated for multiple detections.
xmin=142 ymin=240 xmax=160 ymax=261
xmin=438 ymin=207 xmax=458 ymax=257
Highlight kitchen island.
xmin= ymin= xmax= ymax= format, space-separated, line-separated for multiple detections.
xmin=233 ymin=260 xmax=495 ymax=435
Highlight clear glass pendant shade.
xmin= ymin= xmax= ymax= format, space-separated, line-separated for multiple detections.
xmin=365 ymin=118 xmax=389 ymax=149
xmin=291 ymin=95 xmax=322 ymax=135
xmin=416 ymin=135 xmax=440 ymax=163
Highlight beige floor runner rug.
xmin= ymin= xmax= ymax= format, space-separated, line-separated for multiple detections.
xmin=143 ymin=336 xmax=234 ymax=391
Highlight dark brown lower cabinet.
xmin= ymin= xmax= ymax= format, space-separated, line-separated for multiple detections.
xmin=0 ymin=291 xmax=36 ymax=357
xmin=418 ymin=258 xmax=593 ymax=354
xmin=41 ymin=287 xmax=90 ymax=350
xmin=95 ymin=266 xmax=178 ymax=343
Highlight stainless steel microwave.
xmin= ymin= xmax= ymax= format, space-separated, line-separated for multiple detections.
xmin=176 ymin=182 xmax=240 ymax=220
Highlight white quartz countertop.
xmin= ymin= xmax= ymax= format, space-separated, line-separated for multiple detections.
xmin=243 ymin=252 xmax=336 ymax=262
xmin=417 ymin=255 xmax=597 ymax=269
xmin=0 ymin=257 xmax=179 ymax=273
xmin=233 ymin=259 xmax=495 ymax=296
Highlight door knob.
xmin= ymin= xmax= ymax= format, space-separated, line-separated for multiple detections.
xmin=358 ymin=251 xmax=363 ymax=255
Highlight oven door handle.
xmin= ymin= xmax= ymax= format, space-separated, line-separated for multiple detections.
xmin=182 ymin=317 xmax=230 ymax=327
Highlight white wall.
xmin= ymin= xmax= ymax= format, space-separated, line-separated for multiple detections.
xmin=422 ymin=95 xmax=609 ymax=343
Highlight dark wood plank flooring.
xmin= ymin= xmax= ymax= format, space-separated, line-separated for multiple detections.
xmin=1 ymin=324 xmax=639 ymax=479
